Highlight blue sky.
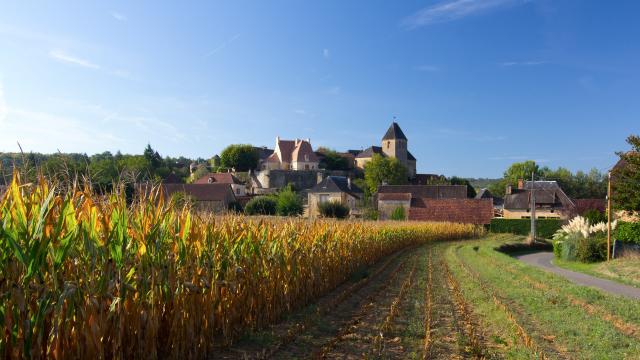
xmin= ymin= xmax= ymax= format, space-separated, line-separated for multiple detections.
xmin=1 ymin=0 xmax=639 ymax=178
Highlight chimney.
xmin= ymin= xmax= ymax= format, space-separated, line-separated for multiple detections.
xmin=306 ymin=138 xmax=310 ymax=143
xmin=517 ymin=179 xmax=524 ymax=189
xmin=347 ymin=177 xmax=352 ymax=190
xmin=506 ymin=185 xmax=512 ymax=195
xmin=317 ymin=171 xmax=325 ymax=184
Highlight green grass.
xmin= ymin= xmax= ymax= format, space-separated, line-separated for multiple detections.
xmin=446 ymin=234 xmax=640 ymax=359
xmin=554 ymin=257 xmax=640 ymax=289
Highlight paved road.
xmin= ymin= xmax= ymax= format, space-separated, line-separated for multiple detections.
xmin=516 ymin=252 xmax=640 ymax=300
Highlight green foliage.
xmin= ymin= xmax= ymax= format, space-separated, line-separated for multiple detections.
xmin=390 ymin=206 xmax=406 ymax=221
xmin=220 ymin=144 xmax=259 ymax=172
xmin=362 ymin=207 xmax=379 ymax=220
xmin=244 ymin=196 xmax=277 ymax=216
xmin=318 ymin=148 xmax=350 ymax=171
xmin=449 ymin=176 xmax=477 ymax=198
xmin=318 ymin=201 xmax=350 ymax=219
xmin=583 ymin=209 xmax=607 ymax=225
xmin=489 ymin=218 xmax=562 ymax=239
xmin=488 ymin=160 xmax=606 ymax=198
xmin=275 ymin=188 xmax=303 ymax=216
xmin=613 ymin=135 xmax=640 ymax=212
xmin=553 ymin=240 xmax=563 ymax=258
xmin=363 ymin=154 xmax=408 ymax=195
xmin=616 ymin=221 xmax=640 ymax=245
xmin=228 ymin=201 xmax=243 ymax=213
xmin=576 ymin=234 xmax=607 ymax=263
xmin=188 ymin=166 xmax=209 ymax=183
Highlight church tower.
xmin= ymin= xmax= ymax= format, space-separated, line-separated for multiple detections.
xmin=381 ymin=122 xmax=408 ymax=164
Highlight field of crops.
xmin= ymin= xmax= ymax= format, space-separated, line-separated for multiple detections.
xmin=0 ymin=174 xmax=481 ymax=359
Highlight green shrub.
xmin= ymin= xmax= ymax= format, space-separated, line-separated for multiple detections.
xmin=318 ymin=201 xmax=350 ymax=219
xmin=616 ymin=222 xmax=640 ymax=245
xmin=583 ymin=209 xmax=607 ymax=225
xmin=576 ymin=234 xmax=607 ymax=263
xmin=244 ymin=196 xmax=277 ymax=216
xmin=363 ymin=208 xmax=379 ymax=221
xmin=390 ymin=206 xmax=406 ymax=221
xmin=553 ymin=240 xmax=563 ymax=258
xmin=561 ymin=236 xmax=578 ymax=261
xmin=228 ymin=201 xmax=243 ymax=213
xmin=276 ymin=188 xmax=303 ymax=216
xmin=489 ymin=218 xmax=562 ymax=239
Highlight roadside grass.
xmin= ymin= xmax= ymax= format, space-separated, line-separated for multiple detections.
xmin=554 ymin=257 xmax=640 ymax=289
xmin=447 ymin=235 xmax=640 ymax=359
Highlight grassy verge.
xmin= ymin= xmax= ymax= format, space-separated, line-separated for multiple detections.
xmin=554 ymin=257 xmax=640 ymax=289
xmin=445 ymin=234 xmax=640 ymax=359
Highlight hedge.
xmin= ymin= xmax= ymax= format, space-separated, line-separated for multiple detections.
xmin=616 ymin=222 xmax=640 ymax=245
xmin=490 ymin=218 xmax=562 ymax=239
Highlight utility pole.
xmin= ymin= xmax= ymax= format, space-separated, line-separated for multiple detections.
xmin=530 ymin=171 xmax=536 ymax=244
xmin=607 ymin=171 xmax=612 ymax=261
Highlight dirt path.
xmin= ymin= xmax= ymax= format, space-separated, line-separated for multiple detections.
xmin=517 ymin=252 xmax=640 ymax=300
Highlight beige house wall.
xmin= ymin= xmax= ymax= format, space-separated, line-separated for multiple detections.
xmin=378 ymin=199 xmax=411 ymax=220
xmin=308 ymin=192 xmax=358 ymax=217
xmin=503 ymin=209 xmax=565 ymax=220
xmin=291 ymin=161 xmax=319 ymax=170
xmin=355 ymin=157 xmax=370 ymax=170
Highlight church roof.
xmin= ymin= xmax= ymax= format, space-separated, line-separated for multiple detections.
xmin=382 ymin=122 xmax=407 ymax=141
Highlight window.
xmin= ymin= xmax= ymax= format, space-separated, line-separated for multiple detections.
xmin=387 ymin=141 xmax=390 ymax=149
xmin=236 ymin=188 xmax=241 ymax=195
xmin=305 ymin=164 xmax=309 ymax=170
xmin=319 ymin=194 xmax=329 ymax=204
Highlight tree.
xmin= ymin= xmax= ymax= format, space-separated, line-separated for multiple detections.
xmin=504 ymin=160 xmax=541 ymax=187
xmin=220 ymin=144 xmax=259 ymax=172
xmin=363 ymin=154 xmax=408 ymax=194
xmin=613 ymin=135 xmax=640 ymax=212
xmin=449 ymin=176 xmax=477 ymax=198
xmin=318 ymin=149 xmax=350 ymax=171
xmin=244 ymin=196 xmax=277 ymax=215
xmin=143 ymin=144 xmax=162 ymax=171
xmin=276 ymin=187 xmax=303 ymax=216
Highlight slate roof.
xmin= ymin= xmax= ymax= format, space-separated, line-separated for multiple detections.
xmin=504 ymin=181 xmax=574 ymax=210
xmin=377 ymin=185 xmax=467 ymax=199
xmin=382 ymin=122 xmax=408 ymax=141
xmin=253 ymin=147 xmax=274 ymax=160
xmin=475 ymin=188 xmax=492 ymax=199
xmin=194 ymin=173 xmax=243 ymax=185
xmin=407 ymin=151 xmax=416 ymax=161
xmin=309 ymin=176 xmax=363 ymax=198
xmin=161 ymin=183 xmax=236 ymax=202
xmin=408 ymin=199 xmax=493 ymax=225
xmin=378 ymin=193 xmax=412 ymax=201
xmin=355 ymin=146 xmax=385 ymax=159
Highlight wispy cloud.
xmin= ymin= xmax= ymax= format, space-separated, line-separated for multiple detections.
xmin=110 ymin=11 xmax=127 ymax=21
xmin=49 ymin=49 xmax=100 ymax=69
xmin=204 ymin=33 xmax=241 ymax=58
xmin=293 ymin=109 xmax=306 ymax=115
xmin=401 ymin=0 xmax=530 ymax=29
xmin=501 ymin=60 xmax=547 ymax=67
xmin=323 ymin=48 xmax=330 ymax=59
xmin=327 ymin=86 xmax=341 ymax=95
xmin=415 ymin=64 xmax=440 ymax=72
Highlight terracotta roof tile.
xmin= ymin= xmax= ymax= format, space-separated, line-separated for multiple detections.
xmin=408 ymin=198 xmax=493 ymax=224
xmin=194 ymin=173 xmax=242 ymax=185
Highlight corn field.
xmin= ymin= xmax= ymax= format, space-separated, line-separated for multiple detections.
xmin=0 ymin=174 xmax=481 ymax=359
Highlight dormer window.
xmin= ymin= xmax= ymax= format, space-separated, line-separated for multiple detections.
xmin=207 ymin=177 xmax=213 ymax=183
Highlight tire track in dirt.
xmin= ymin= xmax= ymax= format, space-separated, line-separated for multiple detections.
xmin=312 ymin=247 xmax=422 ymax=359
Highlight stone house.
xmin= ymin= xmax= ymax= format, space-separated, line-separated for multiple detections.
xmin=503 ymin=180 xmax=575 ymax=220
xmin=194 ymin=172 xmax=246 ymax=196
xmin=354 ymin=122 xmax=417 ymax=178
xmin=261 ymin=137 xmax=319 ymax=171
xmin=308 ymin=176 xmax=363 ymax=217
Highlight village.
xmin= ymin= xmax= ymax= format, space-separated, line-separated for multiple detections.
xmin=157 ymin=121 xmax=614 ymax=228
